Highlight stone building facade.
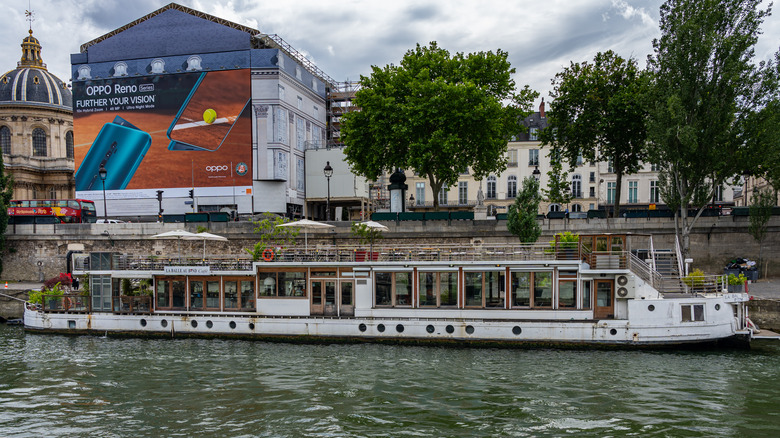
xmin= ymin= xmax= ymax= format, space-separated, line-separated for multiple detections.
xmin=0 ymin=30 xmax=75 ymax=200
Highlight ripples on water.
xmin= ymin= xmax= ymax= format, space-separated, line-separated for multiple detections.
xmin=1 ymin=325 xmax=779 ymax=437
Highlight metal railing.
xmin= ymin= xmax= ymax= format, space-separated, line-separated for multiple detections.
xmin=112 ymin=296 xmax=152 ymax=314
xmin=40 ymin=294 xmax=90 ymax=313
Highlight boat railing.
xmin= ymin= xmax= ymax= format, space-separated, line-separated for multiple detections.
xmin=40 ymin=294 xmax=90 ymax=313
xmin=112 ymin=296 xmax=152 ymax=314
xmin=657 ymin=274 xmax=727 ymax=295
xmin=73 ymin=253 xmax=253 ymax=272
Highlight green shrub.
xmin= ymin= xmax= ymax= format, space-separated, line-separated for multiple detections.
xmin=727 ymin=273 xmax=747 ymax=285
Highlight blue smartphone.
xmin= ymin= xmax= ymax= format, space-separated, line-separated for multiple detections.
xmin=167 ymin=71 xmax=250 ymax=152
xmin=75 ymin=116 xmax=152 ymax=191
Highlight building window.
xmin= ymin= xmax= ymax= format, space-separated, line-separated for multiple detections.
xmin=651 ymin=163 xmax=659 ymax=172
xmin=507 ymin=176 xmax=517 ymax=198
xmin=713 ymin=185 xmax=723 ymax=202
xmin=549 ymin=204 xmax=561 ymax=212
xmin=576 ymin=154 xmax=583 ymax=166
xmin=528 ymin=149 xmax=539 ymax=166
xmin=297 ymin=96 xmax=303 ymax=110
xmin=508 ymin=149 xmax=518 ymax=166
xmin=486 ymin=176 xmax=496 ymax=199
xmin=296 ymin=117 xmax=305 ymax=151
xmin=438 ymin=187 xmax=448 ymax=205
xmin=628 ymin=181 xmax=638 ymax=203
xmin=32 ymin=128 xmax=46 ymax=157
xmin=589 ymin=186 xmax=595 ymax=198
xmin=607 ymin=159 xmax=614 ymax=173
xmin=458 ymin=181 xmax=468 ymax=205
xmin=313 ymin=106 xmax=319 ymax=118
xmin=274 ymin=107 xmax=288 ymax=144
xmin=529 ymin=127 xmax=538 ymax=141
xmin=0 ymin=126 xmax=10 ymax=155
xmin=650 ymin=180 xmax=659 ymax=203
xmin=296 ymin=158 xmax=305 ymax=192
xmin=571 ymin=174 xmax=582 ymax=198
xmin=48 ymin=187 xmax=56 ymax=199
xmin=65 ymin=131 xmax=74 ymax=159
xmin=415 ymin=182 xmax=425 ymax=205
xmin=571 ymin=203 xmax=582 ymax=213
xmin=589 ymin=171 xmax=595 ymax=183
xmin=278 ymin=84 xmax=285 ymax=100
xmin=607 ymin=182 xmax=616 ymax=204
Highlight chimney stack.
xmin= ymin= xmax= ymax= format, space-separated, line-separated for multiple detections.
xmin=539 ymin=98 xmax=546 ymax=118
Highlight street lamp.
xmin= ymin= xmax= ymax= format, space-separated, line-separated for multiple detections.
xmin=99 ymin=164 xmax=108 ymax=221
xmin=532 ymin=165 xmax=541 ymax=181
xmin=408 ymin=194 xmax=415 ymax=210
xmin=323 ymin=161 xmax=333 ymax=221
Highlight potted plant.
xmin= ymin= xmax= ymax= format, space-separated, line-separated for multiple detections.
xmin=727 ymin=273 xmax=747 ymax=293
xmin=549 ymin=231 xmax=579 ymax=260
xmin=351 ymin=222 xmax=384 ymax=261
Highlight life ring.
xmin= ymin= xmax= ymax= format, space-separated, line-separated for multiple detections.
xmin=262 ymin=249 xmax=275 ymax=262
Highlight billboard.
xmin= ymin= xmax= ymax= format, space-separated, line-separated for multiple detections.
xmin=72 ymin=69 xmax=252 ymax=191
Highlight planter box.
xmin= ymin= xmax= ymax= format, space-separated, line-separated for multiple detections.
xmin=355 ymin=251 xmax=378 ymax=262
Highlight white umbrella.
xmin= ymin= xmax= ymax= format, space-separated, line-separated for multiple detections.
xmin=359 ymin=220 xmax=389 ymax=231
xmin=151 ymin=229 xmax=198 ymax=261
xmin=184 ymin=232 xmax=228 ymax=258
xmin=275 ymin=219 xmax=334 ymax=250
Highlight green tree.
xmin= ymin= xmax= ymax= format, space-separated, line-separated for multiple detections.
xmin=341 ymin=42 xmax=538 ymax=210
xmin=646 ymin=0 xmax=777 ymax=259
xmin=0 ymin=154 xmax=13 ymax=276
xmin=543 ymin=50 xmax=648 ymax=218
xmin=541 ymin=153 xmax=571 ymax=211
xmin=245 ymin=213 xmax=299 ymax=261
xmin=507 ymin=177 xmax=542 ymax=243
xmin=749 ymin=187 xmax=774 ymax=278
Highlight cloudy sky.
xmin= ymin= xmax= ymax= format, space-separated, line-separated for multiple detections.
xmin=1 ymin=0 xmax=778 ymax=102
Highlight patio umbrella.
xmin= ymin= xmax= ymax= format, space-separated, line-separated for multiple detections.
xmin=358 ymin=221 xmax=388 ymax=256
xmin=184 ymin=232 xmax=228 ymax=258
xmin=275 ymin=219 xmax=334 ymax=250
xmin=151 ymin=229 xmax=197 ymax=261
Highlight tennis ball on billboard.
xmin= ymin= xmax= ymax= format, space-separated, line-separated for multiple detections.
xmin=203 ymin=108 xmax=217 ymax=124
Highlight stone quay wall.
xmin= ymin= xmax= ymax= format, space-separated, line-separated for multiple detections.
xmin=748 ymin=300 xmax=780 ymax=332
xmin=2 ymin=215 xmax=778 ymax=282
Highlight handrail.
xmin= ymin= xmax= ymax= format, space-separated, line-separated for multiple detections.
xmin=674 ymin=234 xmax=685 ymax=278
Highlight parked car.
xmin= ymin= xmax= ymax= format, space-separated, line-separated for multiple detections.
xmin=96 ymin=219 xmax=125 ymax=224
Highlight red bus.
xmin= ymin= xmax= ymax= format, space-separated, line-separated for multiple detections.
xmin=7 ymin=199 xmax=97 ymax=224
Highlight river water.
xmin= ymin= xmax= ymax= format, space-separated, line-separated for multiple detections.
xmin=1 ymin=325 xmax=779 ymax=437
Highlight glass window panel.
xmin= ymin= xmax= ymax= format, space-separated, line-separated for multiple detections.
xmin=583 ymin=281 xmax=591 ymax=309
xmin=259 ymin=272 xmax=276 ymax=296
xmin=224 ymin=281 xmax=238 ymax=309
xmin=533 ymin=272 xmax=552 ymax=307
xmin=511 ymin=272 xmax=531 ymax=307
xmin=172 ymin=280 xmax=185 ymax=309
xmin=682 ymin=305 xmax=692 ymax=322
xmin=312 ymin=282 xmax=322 ymax=305
xmin=596 ymin=282 xmax=611 ymax=307
xmin=341 ymin=282 xmax=353 ymax=305
xmin=375 ymin=272 xmax=392 ymax=306
xmin=241 ymin=280 xmax=254 ymax=310
xmin=394 ymin=272 xmax=412 ymax=306
xmin=465 ymin=272 xmax=483 ymax=307
xmin=206 ymin=281 xmax=220 ymax=308
xmin=156 ymin=279 xmax=168 ymax=308
xmin=190 ymin=281 xmax=203 ymax=309
xmin=693 ymin=304 xmax=704 ymax=322
xmin=419 ymin=273 xmax=437 ymax=307
xmin=558 ymin=281 xmax=577 ymax=308
xmin=440 ymin=272 xmax=458 ymax=306
xmin=485 ymin=271 xmax=504 ymax=307
xmin=280 ymin=271 xmax=306 ymax=297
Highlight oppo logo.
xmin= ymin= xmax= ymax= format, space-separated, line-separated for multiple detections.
xmin=206 ymin=165 xmax=228 ymax=172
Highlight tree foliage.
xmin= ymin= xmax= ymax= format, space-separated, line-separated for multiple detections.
xmin=507 ymin=177 xmax=542 ymax=243
xmin=542 ymin=153 xmax=571 ymax=209
xmin=245 ymin=213 xmax=299 ymax=261
xmin=0 ymin=154 xmax=13 ymax=276
xmin=543 ymin=50 xmax=648 ymax=218
xmin=341 ymin=42 xmax=538 ymax=209
xmin=646 ymin=0 xmax=777 ymax=258
xmin=749 ymin=187 xmax=774 ymax=278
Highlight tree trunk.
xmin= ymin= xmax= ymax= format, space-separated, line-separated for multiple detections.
xmin=613 ymin=167 xmax=624 ymax=219
xmin=428 ymin=174 xmax=443 ymax=211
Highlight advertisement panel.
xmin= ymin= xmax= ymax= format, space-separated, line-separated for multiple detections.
xmin=72 ymin=69 xmax=252 ymax=191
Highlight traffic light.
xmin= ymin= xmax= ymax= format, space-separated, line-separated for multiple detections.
xmin=156 ymin=190 xmax=163 ymax=202
xmin=189 ymin=189 xmax=194 ymax=199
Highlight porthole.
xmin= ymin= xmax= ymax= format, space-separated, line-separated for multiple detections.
xmin=377 ymin=324 xmax=385 ymax=333
xmin=396 ymin=324 xmax=404 ymax=333
xmin=512 ymin=326 xmax=522 ymax=335
xmin=191 ymin=320 xmax=198 ymax=328
xmin=248 ymin=323 xmax=255 ymax=330
xmin=229 ymin=321 xmax=236 ymax=329
xmin=140 ymin=319 xmax=147 ymax=327
xmin=358 ymin=323 xmax=367 ymax=332
xmin=648 ymin=305 xmax=655 ymax=312
xmin=715 ymin=304 xmax=721 ymax=311
xmin=161 ymin=319 xmax=168 ymax=328
xmin=445 ymin=325 xmax=454 ymax=334
xmin=206 ymin=320 xmax=213 ymax=329
xmin=610 ymin=328 xmax=617 ymax=335
xmin=465 ymin=325 xmax=475 ymax=335
xmin=426 ymin=325 xmax=435 ymax=334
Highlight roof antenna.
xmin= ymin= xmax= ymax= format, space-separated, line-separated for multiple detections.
xmin=25 ymin=1 xmax=35 ymax=33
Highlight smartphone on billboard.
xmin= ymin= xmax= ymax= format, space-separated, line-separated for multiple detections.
xmin=166 ymin=71 xmax=250 ymax=152
xmin=75 ymin=116 xmax=152 ymax=191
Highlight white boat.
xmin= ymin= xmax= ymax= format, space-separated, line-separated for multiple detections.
xmin=24 ymin=234 xmax=753 ymax=348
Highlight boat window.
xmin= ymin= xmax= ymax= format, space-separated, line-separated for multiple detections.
xmin=582 ymin=281 xmax=592 ymax=309
xmin=511 ymin=272 xmax=531 ymax=307
xmin=241 ymin=280 xmax=254 ymax=311
xmin=374 ymin=272 xmax=412 ymax=307
xmin=341 ymin=282 xmax=353 ymax=306
xmin=681 ymin=304 xmax=705 ymax=322
xmin=465 ymin=271 xmax=505 ymax=308
xmin=155 ymin=277 xmax=185 ymax=310
xmin=206 ymin=281 xmax=220 ymax=309
xmin=534 ymin=272 xmax=553 ymax=307
xmin=465 ymin=272 xmax=483 ymax=307
xmin=558 ymin=280 xmax=577 ymax=308
xmin=419 ymin=272 xmax=458 ymax=307
xmin=224 ymin=281 xmax=238 ymax=309
xmin=311 ymin=270 xmax=336 ymax=277
xmin=190 ymin=281 xmax=204 ymax=309
xmin=156 ymin=279 xmax=169 ymax=309
xmin=258 ymin=270 xmax=307 ymax=298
